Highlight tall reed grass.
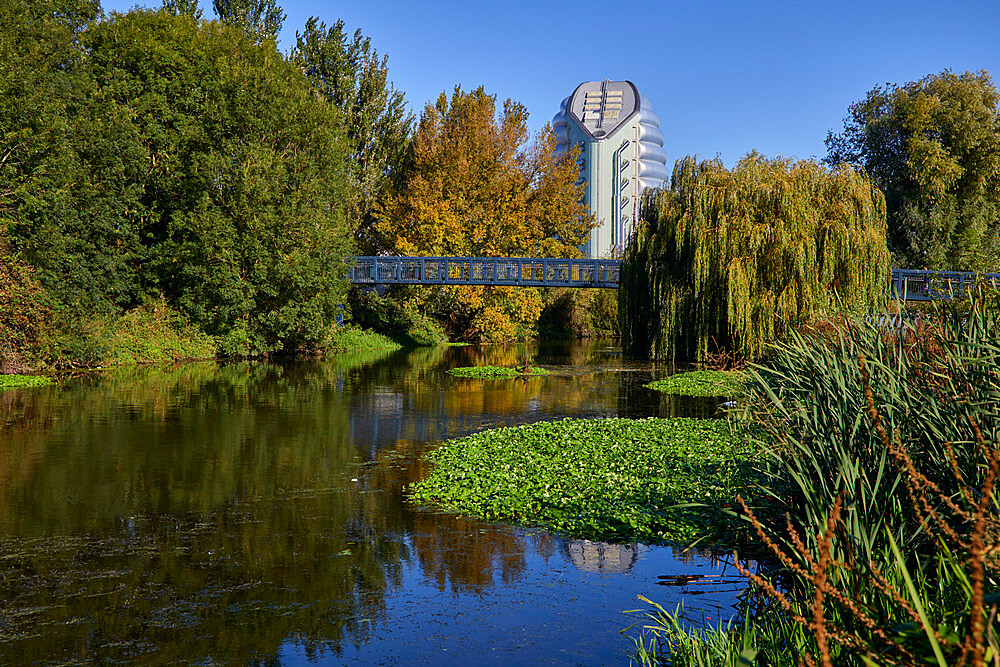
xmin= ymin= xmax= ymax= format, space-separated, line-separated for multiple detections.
xmin=632 ymin=291 xmax=1000 ymax=665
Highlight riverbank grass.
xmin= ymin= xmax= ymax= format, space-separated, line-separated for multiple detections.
xmin=644 ymin=370 xmax=745 ymax=397
xmin=447 ymin=365 xmax=550 ymax=379
xmin=0 ymin=374 xmax=52 ymax=390
xmin=325 ymin=326 xmax=402 ymax=352
xmin=409 ymin=417 xmax=758 ymax=543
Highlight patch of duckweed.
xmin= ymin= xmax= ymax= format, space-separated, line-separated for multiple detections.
xmin=409 ymin=417 xmax=759 ymax=544
xmin=447 ymin=365 xmax=550 ymax=379
xmin=0 ymin=374 xmax=52 ymax=391
xmin=644 ymin=370 xmax=745 ymax=397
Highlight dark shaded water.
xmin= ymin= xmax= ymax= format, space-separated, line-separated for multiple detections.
xmin=0 ymin=341 xmax=748 ymax=664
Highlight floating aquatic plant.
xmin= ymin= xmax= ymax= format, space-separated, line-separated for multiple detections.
xmin=409 ymin=417 xmax=759 ymax=543
xmin=446 ymin=365 xmax=550 ymax=379
xmin=644 ymin=370 xmax=745 ymax=397
xmin=0 ymin=374 xmax=51 ymax=390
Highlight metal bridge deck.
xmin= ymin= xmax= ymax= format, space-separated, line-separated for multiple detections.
xmin=349 ymin=256 xmax=621 ymax=289
xmin=350 ymin=256 xmax=1000 ymax=301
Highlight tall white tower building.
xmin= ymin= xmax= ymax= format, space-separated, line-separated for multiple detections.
xmin=552 ymin=80 xmax=669 ymax=258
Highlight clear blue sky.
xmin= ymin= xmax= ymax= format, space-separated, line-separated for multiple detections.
xmin=101 ymin=0 xmax=1000 ymax=166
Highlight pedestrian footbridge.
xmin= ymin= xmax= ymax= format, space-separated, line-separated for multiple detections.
xmin=350 ymin=256 xmax=1000 ymax=301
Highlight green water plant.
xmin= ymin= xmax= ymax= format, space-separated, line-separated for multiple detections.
xmin=0 ymin=374 xmax=52 ymax=390
xmin=409 ymin=417 xmax=758 ymax=543
xmin=644 ymin=370 xmax=745 ymax=397
xmin=446 ymin=365 xmax=549 ymax=379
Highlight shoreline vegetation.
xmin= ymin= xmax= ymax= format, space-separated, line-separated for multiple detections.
xmin=0 ymin=322 xmax=407 ymax=379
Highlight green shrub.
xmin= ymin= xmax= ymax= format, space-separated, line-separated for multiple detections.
xmin=347 ymin=289 xmax=447 ymax=346
xmin=0 ymin=239 xmax=51 ymax=373
xmin=41 ymin=300 xmax=216 ymax=368
xmin=324 ymin=325 xmax=402 ymax=352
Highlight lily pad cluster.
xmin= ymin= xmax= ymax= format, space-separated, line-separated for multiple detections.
xmin=409 ymin=417 xmax=759 ymax=544
xmin=447 ymin=365 xmax=550 ymax=379
xmin=644 ymin=370 xmax=745 ymax=397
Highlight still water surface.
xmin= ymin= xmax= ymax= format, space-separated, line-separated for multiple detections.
xmin=0 ymin=341 xmax=748 ymax=664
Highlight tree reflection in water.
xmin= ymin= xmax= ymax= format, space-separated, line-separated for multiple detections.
xmin=0 ymin=340 xmax=746 ymax=663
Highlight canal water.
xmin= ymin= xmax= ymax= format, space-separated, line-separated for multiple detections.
xmin=0 ymin=341 xmax=750 ymax=664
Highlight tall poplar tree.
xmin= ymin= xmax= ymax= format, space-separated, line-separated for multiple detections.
xmin=161 ymin=0 xmax=201 ymax=18
xmin=290 ymin=17 xmax=413 ymax=253
xmin=212 ymin=0 xmax=284 ymax=40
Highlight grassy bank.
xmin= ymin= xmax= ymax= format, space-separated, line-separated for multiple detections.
xmin=409 ymin=417 xmax=759 ymax=544
xmin=447 ymin=365 xmax=550 ymax=379
xmin=324 ymin=326 xmax=402 ymax=353
xmin=644 ymin=370 xmax=745 ymax=397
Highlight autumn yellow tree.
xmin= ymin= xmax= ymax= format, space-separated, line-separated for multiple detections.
xmin=376 ymin=86 xmax=594 ymax=342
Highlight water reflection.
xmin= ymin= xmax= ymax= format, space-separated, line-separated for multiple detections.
xmin=0 ymin=340 xmax=746 ymax=664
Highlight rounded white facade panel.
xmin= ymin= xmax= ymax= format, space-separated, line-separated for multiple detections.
xmin=638 ymin=124 xmax=664 ymax=146
xmin=637 ymin=160 xmax=670 ymax=183
xmin=637 ymin=108 xmax=661 ymax=128
xmin=637 ymin=142 xmax=667 ymax=163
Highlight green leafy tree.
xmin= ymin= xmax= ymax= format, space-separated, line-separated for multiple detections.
xmin=826 ymin=69 xmax=1000 ymax=272
xmin=212 ymin=0 xmax=284 ymax=40
xmin=621 ymin=154 xmax=890 ymax=361
xmin=376 ymin=86 xmax=594 ymax=341
xmin=290 ymin=17 xmax=413 ymax=253
xmin=84 ymin=9 xmax=353 ymax=353
xmin=0 ymin=0 xmax=149 ymax=316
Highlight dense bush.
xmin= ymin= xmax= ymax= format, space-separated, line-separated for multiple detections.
xmin=0 ymin=240 xmax=51 ymax=373
xmin=347 ymin=289 xmax=448 ymax=346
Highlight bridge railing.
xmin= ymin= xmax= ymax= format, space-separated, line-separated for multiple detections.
xmin=889 ymin=269 xmax=1000 ymax=301
xmin=350 ymin=256 xmax=622 ymax=288
xmin=351 ymin=257 xmax=1000 ymax=301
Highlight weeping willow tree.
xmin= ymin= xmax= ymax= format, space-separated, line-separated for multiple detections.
xmin=620 ymin=154 xmax=890 ymax=361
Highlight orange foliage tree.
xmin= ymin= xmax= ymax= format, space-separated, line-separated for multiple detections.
xmin=375 ymin=86 xmax=594 ymax=342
